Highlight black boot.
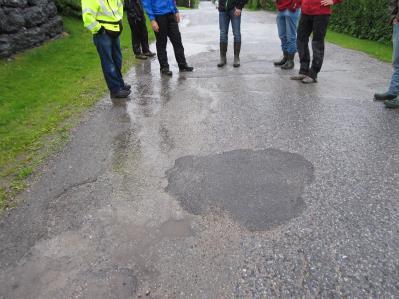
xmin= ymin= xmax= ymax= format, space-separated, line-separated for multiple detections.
xmin=233 ymin=42 xmax=241 ymax=68
xmin=281 ymin=53 xmax=295 ymax=70
xmin=274 ymin=51 xmax=287 ymax=66
xmin=217 ymin=42 xmax=227 ymax=67
xmin=374 ymin=92 xmax=397 ymax=101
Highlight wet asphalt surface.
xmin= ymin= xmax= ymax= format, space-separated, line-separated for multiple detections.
xmin=1 ymin=3 xmax=399 ymax=298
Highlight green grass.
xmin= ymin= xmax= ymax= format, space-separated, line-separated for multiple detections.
xmin=0 ymin=16 xmax=154 ymax=210
xmin=326 ymin=30 xmax=392 ymax=62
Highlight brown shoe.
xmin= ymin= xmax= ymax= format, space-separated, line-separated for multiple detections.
xmin=135 ymin=53 xmax=148 ymax=60
xmin=290 ymin=74 xmax=307 ymax=80
xmin=301 ymin=76 xmax=317 ymax=84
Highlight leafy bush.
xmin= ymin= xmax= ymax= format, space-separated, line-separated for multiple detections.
xmin=248 ymin=0 xmax=392 ymax=43
xmin=54 ymin=0 xmax=82 ymax=18
xmin=176 ymin=0 xmax=199 ymax=8
xmin=329 ymin=0 xmax=391 ymax=43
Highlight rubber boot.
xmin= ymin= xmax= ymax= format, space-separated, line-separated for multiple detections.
xmin=217 ymin=42 xmax=228 ymax=67
xmin=274 ymin=51 xmax=287 ymax=66
xmin=233 ymin=42 xmax=241 ymax=68
xmin=281 ymin=53 xmax=295 ymax=70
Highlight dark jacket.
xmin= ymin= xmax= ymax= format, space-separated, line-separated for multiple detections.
xmin=218 ymin=0 xmax=247 ymax=12
xmin=125 ymin=0 xmax=145 ymax=21
xmin=390 ymin=0 xmax=399 ymax=23
xmin=299 ymin=0 xmax=342 ymax=15
xmin=276 ymin=0 xmax=301 ymax=11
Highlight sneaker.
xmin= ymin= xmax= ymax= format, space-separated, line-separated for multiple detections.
xmin=374 ymin=92 xmax=397 ymax=101
xmin=110 ymin=89 xmax=131 ymax=98
xmin=384 ymin=97 xmax=399 ymax=108
xmin=301 ymin=76 xmax=317 ymax=84
xmin=144 ymin=51 xmax=156 ymax=57
xmin=290 ymin=74 xmax=307 ymax=81
xmin=179 ymin=64 xmax=194 ymax=72
xmin=161 ymin=68 xmax=173 ymax=76
xmin=135 ymin=53 xmax=148 ymax=60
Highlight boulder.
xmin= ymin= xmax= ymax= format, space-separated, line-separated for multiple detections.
xmin=2 ymin=0 xmax=27 ymax=8
xmin=11 ymin=26 xmax=46 ymax=52
xmin=24 ymin=6 xmax=46 ymax=27
xmin=0 ymin=8 xmax=25 ymax=33
xmin=0 ymin=34 xmax=12 ymax=57
xmin=45 ymin=1 xmax=57 ymax=18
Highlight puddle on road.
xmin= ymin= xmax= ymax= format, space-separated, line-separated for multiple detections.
xmin=165 ymin=149 xmax=314 ymax=231
xmin=159 ymin=218 xmax=193 ymax=239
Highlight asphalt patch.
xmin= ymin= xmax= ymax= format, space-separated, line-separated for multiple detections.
xmin=165 ymin=149 xmax=314 ymax=231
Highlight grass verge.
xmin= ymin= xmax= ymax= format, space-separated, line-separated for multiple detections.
xmin=0 ymin=16 xmax=154 ymax=210
xmin=326 ymin=30 xmax=393 ymax=62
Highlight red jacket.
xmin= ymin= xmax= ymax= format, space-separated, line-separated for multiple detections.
xmin=299 ymin=0 xmax=342 ymax=15
xmin=276 ymin=0 xmax=301 ymax=11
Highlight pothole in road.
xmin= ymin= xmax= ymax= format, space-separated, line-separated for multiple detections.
xmin=165 ymin=149 xmax=314 ymax=231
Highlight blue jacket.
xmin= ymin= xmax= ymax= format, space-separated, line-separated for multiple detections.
xmin=142 ymin=0 xmax=178 ymax=21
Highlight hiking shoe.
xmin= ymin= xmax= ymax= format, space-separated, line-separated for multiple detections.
xmin=281 ymin=59 xmax=294 ymax=70
xmin=290 ymin=74 xmax=307 ymax=81
xmin=384 ymin=97 xmax=399 ymax=108
xmin=179 ymin=65 xmax=194 ymax=72
xmin=123 ymin=83 xmax=131 ymax=91
xmin=111 ymin=89 xmax=131 ymax=98
xmin=135 ymin=53 xmax=148 ymax=60
xmin=374 ymin=92 xmax=397 ymax=101
xmin=301 ymin=76 xmax=317 ymax=84
xmin=274 ymin=52 xmax=287 ymax=66
xmin=161 ymin=68 xmax=173 ymax=76
xmin=144 ymin=51 xmax=156 ymax=57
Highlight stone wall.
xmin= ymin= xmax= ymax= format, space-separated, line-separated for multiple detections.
xmin=0 ymin=0 xmax=63 ymax=57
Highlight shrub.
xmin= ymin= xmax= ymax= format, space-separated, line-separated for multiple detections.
xmin=176 ymin=0 xmax=199 ymax=8
xmin=54 ymin=0 xmax=81 ymax=18
xmin=247 ymin=0 xmax=392 ymax=43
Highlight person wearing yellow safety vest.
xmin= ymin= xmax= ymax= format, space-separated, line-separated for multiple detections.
xmin=82 ymin=0 xmax=131 ymax=98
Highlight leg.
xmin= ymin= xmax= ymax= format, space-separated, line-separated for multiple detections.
xmin=276 ymin=11 xmax=288 ymax=54
xmin=166 ymin=14 xmax=187 ymax=67
xmin=286 ymin=9 xmax=300 ymax=55
xmin=296 ymin=14 xmax=313 ymax=76
xmin=219 ymin=11 xmax=230 ymax=44
xmin=309 ymin=14 xmax=330 ymax=79
xmin=230 ymin=9 xmax=241 ymax=43
xmin=111 ymin=35 xmax=125 ymax=88
xmin=218 ymin=11 xmax=229 ymax=67
xmin=281 ymin=9 xmax=301 ymax=69
xmin=93 ymin=32 xmax=123 ymax=93
xmin=389 ymin=24 xmax=399 ymax=95
xmin=230 ymin=9 xmax=241 ymax=67
xmin=128 ymin=16 xmax=142 ymax=55
xmin=137 ymin=18 xmax=151 ymax=54
xmin=155 ymin=15 xmax=169 ymax=69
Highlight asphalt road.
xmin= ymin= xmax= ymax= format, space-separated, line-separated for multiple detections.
xmin=1 ymin=3 xmax=399 ymax=298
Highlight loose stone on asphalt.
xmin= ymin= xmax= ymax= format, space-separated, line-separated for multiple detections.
xmin=1 ymin=2 xmax=399 ymax=298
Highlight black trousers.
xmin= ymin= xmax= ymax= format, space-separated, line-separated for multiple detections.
xmin=297 ymin=14 xmax=330 ymax=79
xmin=127 ymin=16 xmax=150 ymax=55
xmin=154 ymin=13 xmax=187 ymax=69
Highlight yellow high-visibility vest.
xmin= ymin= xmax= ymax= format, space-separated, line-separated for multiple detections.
xmin=81 ymin=0 xmax=124 ymax=34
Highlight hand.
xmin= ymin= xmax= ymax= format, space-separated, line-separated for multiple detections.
xmin=175 ymin=13 xmax=181 ymax=23
xmin=151 ymin=20 xmax=159 ymax=32
xmin=321 ymin=0 xmax=333 ymax=6
xmin=234 ymin=8 xmax=241 ymax=16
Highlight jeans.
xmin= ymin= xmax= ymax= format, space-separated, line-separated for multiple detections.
xmin=276 ymin=9 xmax=301 ymax=55
xmin=219 ymin=9 xmax=241 ymax=43
xmin=93 ymin=31 xmax=125 ymax=93
xmin=297 ymin=14 xmax=330 ymax=79
xmin=127 ymin=16 xmax=150 ymax=55
xmin=154 ymin=13 xmax=187 ymax=69
xmin=389 ymin=24 xmax=399 ymax=95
